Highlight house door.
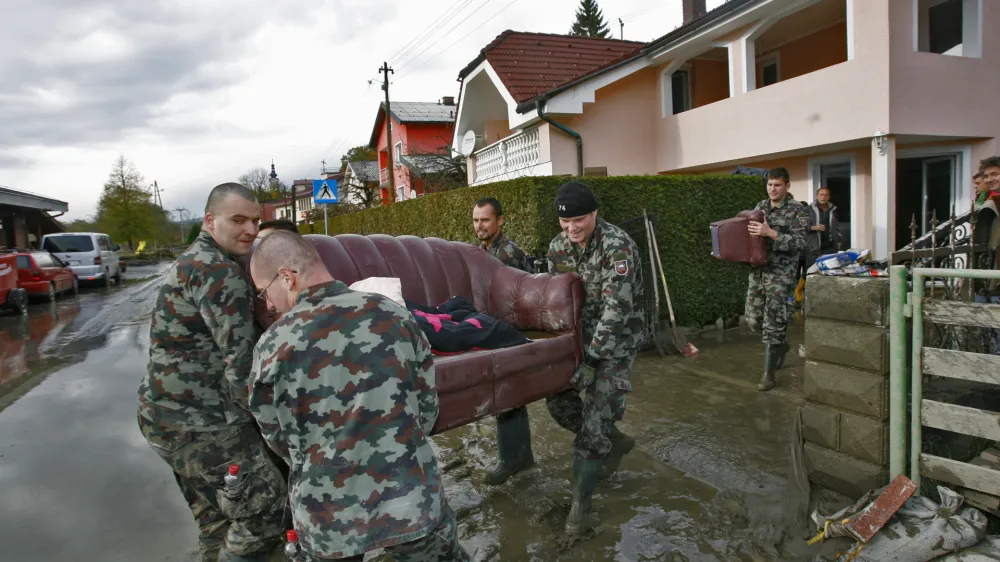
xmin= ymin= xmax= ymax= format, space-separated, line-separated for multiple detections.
xmin=896 ymin=155 xmax=958 ymax=247
xmin=820 ymin=162 xmax=852 ymax=248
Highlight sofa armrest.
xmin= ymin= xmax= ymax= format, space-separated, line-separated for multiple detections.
xmin=488 ymin=267 xmax=583 ymax=335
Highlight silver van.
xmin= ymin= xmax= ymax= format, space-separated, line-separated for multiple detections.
xmin=41 ymin=232 xmax=123 ymax=286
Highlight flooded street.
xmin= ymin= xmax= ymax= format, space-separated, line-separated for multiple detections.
xmin=0 ymin=271 xmax=848 ymax=561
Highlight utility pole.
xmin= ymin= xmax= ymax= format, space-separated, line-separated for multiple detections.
xmin=152 ymin=181 xmax=163 ymax=210
xmin=380 ymin=61 xmax=396 ymax=203
xmin=619 ymin=18 xmax=624 ymax=40
xmin=172 ymin=207 xmax=188 ymax=243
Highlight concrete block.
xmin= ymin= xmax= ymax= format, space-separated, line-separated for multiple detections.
xmin=801 ymin=402 xmax=840 ymax=450
xmin=805 ymin=276 xmax=890 ymax=326
xmin=804 ymin=442 xmax=889 ymax=499
xmin=839 ymin=412 xmax=889 ymax=465
xmin=805 ymin=318 xmax=888 ymax=374
xmin=804 ymin=361 xmax=889 ymax=420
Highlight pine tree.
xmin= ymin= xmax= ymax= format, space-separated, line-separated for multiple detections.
xmin=569 ymin=0 xmax=611 ymax=39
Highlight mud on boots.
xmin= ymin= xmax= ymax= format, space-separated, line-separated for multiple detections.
xmin=565 ymin=453 xmax=601 ymax=537
xmin=483 ymin=406 xmax=535 ymax=486
xmin=598 ymin=425 xmax=635 ymax=480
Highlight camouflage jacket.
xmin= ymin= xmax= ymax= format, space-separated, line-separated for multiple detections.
xmin=480 ymin=231 xmax=534 ymax=273
xmin=753 ymin=196 xmax=810 ymax=272
xmin=547 ymin=218 xmax=646 ymax=361
xmin=249 ymin=280 xmax=443 ymax=559
xmin=138 ymin=231 xmax=260 ymax=431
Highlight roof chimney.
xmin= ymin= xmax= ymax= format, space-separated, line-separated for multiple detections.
xmin=682 ymin=0 xmax=707 ymax=25
xmin=442 ymin=96 xmax=456 ymax=106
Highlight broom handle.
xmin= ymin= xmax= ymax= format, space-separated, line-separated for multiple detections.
xmin=642 ymin=210 xmax=661 ymax=312
xmin=650 ymin=223 xmax=678 ymax=327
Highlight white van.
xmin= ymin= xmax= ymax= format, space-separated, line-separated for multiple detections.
xmin=41 ymin=232 xmax=123 ymax=286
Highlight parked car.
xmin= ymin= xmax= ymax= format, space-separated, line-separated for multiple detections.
xmin=0 ymin=250 xmax=28 ymax=314
xmin=16 ymin=251 xmax=78 ymax=301
xmin=40 ymin=232 xmax=123 ymax=286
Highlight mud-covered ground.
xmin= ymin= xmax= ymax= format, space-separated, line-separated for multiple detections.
xmin=0 ymin=269 xmax=854 ymax=561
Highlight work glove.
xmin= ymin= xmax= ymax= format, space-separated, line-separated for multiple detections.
xmin=569 ymin=362 xmax=596 ymax=391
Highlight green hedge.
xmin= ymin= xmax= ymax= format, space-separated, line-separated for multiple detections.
xmin=309 ymin=175 xmax=765 ymax=327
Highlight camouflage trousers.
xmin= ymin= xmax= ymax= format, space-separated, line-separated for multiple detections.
xmin=546 ymin=355 xmax=635 ymax=460
xmin=138 ymin=415 xmax=289 ymax=562
xmin=745 ymin=266 xmax=797 ymax=345
xmin=296 ymin=501 xmax=470 ymax=561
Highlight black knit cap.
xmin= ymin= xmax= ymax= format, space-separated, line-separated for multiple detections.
xmin=555 ymin=181 xmax=598 ymax=218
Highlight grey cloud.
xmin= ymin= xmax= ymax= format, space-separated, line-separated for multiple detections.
xmin=0 ymin=0 xmax=390 ymax=153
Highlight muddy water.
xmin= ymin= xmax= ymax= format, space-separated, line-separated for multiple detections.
xmin=1 ymin=280 xmax=851 ymax=561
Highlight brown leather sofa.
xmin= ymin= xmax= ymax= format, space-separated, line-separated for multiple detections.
xmin=250 ymin=233 xmax=584 ymax=435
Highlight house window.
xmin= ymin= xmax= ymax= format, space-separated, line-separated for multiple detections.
xmin=671 ymin=70 xmax=691 ymax=115
xmin=394 ymin=142 xmax=403 ymax=167
xmin=759 ymin=54 xmax=780 ymax=87
xmin=916 ymin=0 xmax=981 ymax=58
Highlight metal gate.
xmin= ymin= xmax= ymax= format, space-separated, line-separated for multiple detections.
xmin=888 ymin=265 xmax=1000 ymax=498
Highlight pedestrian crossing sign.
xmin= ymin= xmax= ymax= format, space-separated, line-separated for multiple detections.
xmin=313 ymin=180 xmax=338 ymax=204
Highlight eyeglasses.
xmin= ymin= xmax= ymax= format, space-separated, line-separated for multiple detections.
xmin=257 ymin=269 xmax=297 ymax=300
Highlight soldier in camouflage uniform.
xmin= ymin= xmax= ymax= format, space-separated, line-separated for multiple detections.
xmin=745 ymin=167 xmax=809 ymax=392
xmin=247 ymin=230 xmax=471 ymax=562
xmin=473 ymin=197 xmax=534 ymax=273
xmin=472 ymin=197 xmax=539 ymax=487
xmin=137 ymin=183 xmax=288 ymax=562
xmin=544 ymin=182 xmax=646 ymax=537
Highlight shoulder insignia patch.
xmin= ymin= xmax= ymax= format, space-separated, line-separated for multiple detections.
xmin=614 ymin=260 xmax=629 ymax=276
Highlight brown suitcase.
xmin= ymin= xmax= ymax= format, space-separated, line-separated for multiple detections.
xmin=710 ymin=210 xmax=768 ymax=267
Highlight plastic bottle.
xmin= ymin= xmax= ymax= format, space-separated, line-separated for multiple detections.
xmin=224 ymin=464 xmax=239 ymax=489
xmin=284 ymin=530 xmax=300 ymax=560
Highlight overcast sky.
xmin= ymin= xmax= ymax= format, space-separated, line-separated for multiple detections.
xmin=0 ymin=0 xmax=725 ymax=221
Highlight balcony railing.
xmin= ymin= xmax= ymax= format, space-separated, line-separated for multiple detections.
xmin=473 ymin=127 xmax=540 ymax=185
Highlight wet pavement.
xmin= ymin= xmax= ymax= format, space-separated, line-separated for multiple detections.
xmin=0 ymin=271 xmax=850 ymax=562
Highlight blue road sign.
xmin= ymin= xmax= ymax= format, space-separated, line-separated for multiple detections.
xmin=313 ymin=179 xmax=338 ymax=204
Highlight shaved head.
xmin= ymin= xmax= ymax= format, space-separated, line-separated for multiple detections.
xmin=251 ymin=230 xmax=324 ymax=281
xmin=205 ymin=182 xmax=257 ymax=214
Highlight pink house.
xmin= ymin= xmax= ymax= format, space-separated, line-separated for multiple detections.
xmin=453 ymin=0 xmax=1000 ymax=259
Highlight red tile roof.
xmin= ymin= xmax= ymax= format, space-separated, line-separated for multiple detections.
xmin=460 ymin=31 xmax=644 ymax=105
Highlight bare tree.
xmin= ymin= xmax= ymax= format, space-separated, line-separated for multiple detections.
xmin=238 ymin=167 xmax=272 ymax=201
xmin=405 ymin=145 xmax=467 ymax=194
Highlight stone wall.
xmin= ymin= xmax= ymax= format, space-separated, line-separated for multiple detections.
xmin=802 ymin=275 xmax=891 ymax=498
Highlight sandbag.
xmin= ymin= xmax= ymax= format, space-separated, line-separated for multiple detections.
xmin=937 ymin=537 xmax=1000 ymax=561
xmin=835 ymin=487 xmax=988 ymax=562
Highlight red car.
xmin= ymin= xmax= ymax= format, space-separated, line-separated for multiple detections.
xmin=16 ymin=251 xmax=78 ymax=301
xmin=0 ymin=251 xmax=28 ymax=314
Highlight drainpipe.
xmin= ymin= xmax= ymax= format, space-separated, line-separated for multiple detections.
xmin=535 ymin=98 xmax=583 ymax=177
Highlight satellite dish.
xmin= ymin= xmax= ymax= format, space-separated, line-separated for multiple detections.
xmin=459 ymin=130 xmax=479 ymax=157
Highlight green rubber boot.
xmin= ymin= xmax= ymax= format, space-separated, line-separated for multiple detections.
xmin=483 ymin=406 xmax=535 ymax=486
xmin=774 ymin=341 xmax=791 ymax=370
xmin=565 ymin=456 xmax=601 ymax=536
xmin=757 ymin=344 xmax=779 ymax=392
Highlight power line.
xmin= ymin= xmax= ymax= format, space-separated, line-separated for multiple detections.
xmin=398 ymin=0 xmax=522 ymax=80
xmin=388 ymin=0 xmax=478 ymax=66
xmin=394 ymin=0 xmax=496 ymax=73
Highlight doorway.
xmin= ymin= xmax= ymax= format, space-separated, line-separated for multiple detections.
xmin=820 ymin=162 xmax=852 ymax=248
xmin=895 ymin=155 xmax=958 ymax=247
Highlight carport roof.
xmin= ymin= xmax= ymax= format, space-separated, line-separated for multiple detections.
xmin=0 ymin=185 xmax=69 ymax=213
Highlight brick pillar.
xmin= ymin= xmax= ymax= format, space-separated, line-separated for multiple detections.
xmin=802 ymin=276 xmax=891 ymax=498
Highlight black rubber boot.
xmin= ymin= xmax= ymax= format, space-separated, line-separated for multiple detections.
xmin=565 ymin=456 xmax=601 ymax=536
xmin=483 ymin=406 xmax=535 ymax=486
xmin=774 ymin=341 xmax=791 ymax=370
xmin=757 ymin=344 xmax=778 ymax=392
xmin=598 ymin=425 xmax=635 ymax=481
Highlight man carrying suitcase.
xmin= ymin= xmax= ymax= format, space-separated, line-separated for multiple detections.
xmin=746 ymin=167 xmax=809 ymax=391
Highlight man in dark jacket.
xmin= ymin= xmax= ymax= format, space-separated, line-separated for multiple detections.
xmin=806 ymin=187 xmax=840 ymax=269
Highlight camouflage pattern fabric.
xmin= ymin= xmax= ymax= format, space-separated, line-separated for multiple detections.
xmin=294 ymin=503 xmax=469 ymax=562
xmin=546 ymin=356 xmax=635 ymax=459
xmin=745 ymin=196 xmax=809 ymax=345
xmin=545 ymin=218 xmax=645 ymax=458
xmin=138 ymin=417 xmax=287 ymax=561
xmin=138 ymin=230 xmax=261 ymax=431
xmin=546 ymin=218 xmax=645 ymax=361
xmin=249 ymin=280 xmax=468 ymax=560
xmin=480 ymin=231 xmax=534 ymax=273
